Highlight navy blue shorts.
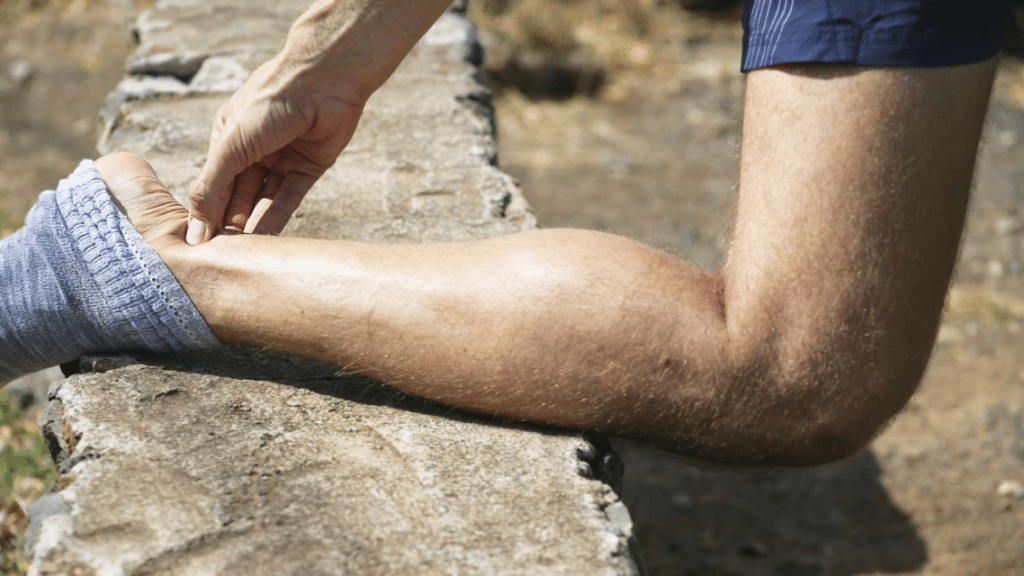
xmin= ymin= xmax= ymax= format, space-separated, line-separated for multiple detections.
xmin=741 ymin=0 xmax=1015 ymax=71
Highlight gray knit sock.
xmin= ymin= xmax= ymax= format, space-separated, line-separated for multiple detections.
xmin=0 ymin=160 xmax=221 ymax=383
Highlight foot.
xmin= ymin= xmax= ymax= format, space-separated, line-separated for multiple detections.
xmin=0 ymin=156 xmax=220 ymax=383
xmin=94 ymin=153 xmax=227 ymax=347
xmin=93 ymin=153 xmax=190 ymax=261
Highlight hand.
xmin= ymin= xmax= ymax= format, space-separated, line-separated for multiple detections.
xmin=186 ymin=0 xmax=455 ymax=244
xmin=186 ymin=55 xmax=365 ymax=244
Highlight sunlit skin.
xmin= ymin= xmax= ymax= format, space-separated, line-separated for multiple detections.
xmin=95 ymin=58 xmax=996 ymax=467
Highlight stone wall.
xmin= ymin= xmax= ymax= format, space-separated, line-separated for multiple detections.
xmin=26 ymin=1 xmax=646 ymax=574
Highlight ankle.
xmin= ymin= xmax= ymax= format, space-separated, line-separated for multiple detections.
xmin=159 ymin=241 xmax=233 ymax=344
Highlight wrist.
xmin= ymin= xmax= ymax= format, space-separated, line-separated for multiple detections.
xmin=280 ymin=0 xmax=453 ymax=102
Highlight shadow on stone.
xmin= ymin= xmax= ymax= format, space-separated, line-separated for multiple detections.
xmin=488 ymin=54 xmax=606 ymax=101
xmin=117 ymin=348 xmax=583 ymax=441
xmin=614 ymin=440 xmax=927 ymax=576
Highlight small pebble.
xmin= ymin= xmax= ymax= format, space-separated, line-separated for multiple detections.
xmin=996 ymin=480 xmax=1024 ymax=499
xmin=994 ymin=216 xmax=1023 ymax=236
xmin=994 ymin=129 xmax=1018 ymax=148
xmin=8 ymin=59 xmax=33 ymax=86
xmin=986 ymin=259 xmax=1006 ymax=278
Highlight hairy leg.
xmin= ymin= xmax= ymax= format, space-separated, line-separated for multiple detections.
xmin=721 ymin=61 xmax=997 ymax=458
xmin=68 ymin=61 xmax=997 ymax=467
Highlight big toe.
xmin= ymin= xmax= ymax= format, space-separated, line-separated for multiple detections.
xmin=94 ymin=153 xmax=189 ymax=243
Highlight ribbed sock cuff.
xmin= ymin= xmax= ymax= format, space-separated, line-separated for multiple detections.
xmin=56 ymin=160 xmax=221 ymax=353
xmin=0 ymin=160 xmax=221 ymax=384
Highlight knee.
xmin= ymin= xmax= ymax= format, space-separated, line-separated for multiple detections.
xmin=741 ymin=334 xmax=931 ymax=466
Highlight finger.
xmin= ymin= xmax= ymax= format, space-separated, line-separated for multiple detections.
xmin=186 ymin=104 xmax=234 ymax=243
xmin=243 ymin=170 xmax=284 ymax=234
xmin=248 ymin=172 xmax=317 ymax=236
xmin=223 ymin=165 xmax=267 ymax=232
xmin=187 ymin=123 xmax=248 ymax=245
xmin=188 ymin=99 xmax=311 ymax=244
xmin=187 ymin=97 xmax=271 ymax=244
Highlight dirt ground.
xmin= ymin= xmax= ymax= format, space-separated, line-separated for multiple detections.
xmin=2 ymin=2 xmax=1023 ymax=575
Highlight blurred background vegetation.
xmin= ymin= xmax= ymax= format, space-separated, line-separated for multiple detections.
xmin=0 ymin=391 xmax=55 ymax=576
xmin=0 ymin=0 xmax=114 ymax=24
xmin=469 ymin=0 xmax=739 ymax=99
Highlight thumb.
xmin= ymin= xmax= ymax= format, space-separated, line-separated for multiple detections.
xmin=187 ymin=127 xmax=249 ymax=245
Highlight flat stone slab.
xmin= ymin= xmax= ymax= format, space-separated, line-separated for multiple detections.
xmin=28 ymin=1 xmax=645 ymax=574
xmin=126 ymin=0 xmax=301 ymax=78
xmin=32 ymin=353 xmax=637 ymax=576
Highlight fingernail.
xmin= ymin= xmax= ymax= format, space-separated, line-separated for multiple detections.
xmin=186 ymin=218 xmax=208 ymax=245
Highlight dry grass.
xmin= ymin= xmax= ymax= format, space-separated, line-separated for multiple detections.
xmin=0 ymin=0 xmax=153 ymax=26
xmin=469 ymin=0 xmax=740 ymax=98
xmin=946 ymin=286 xmax=1024 ymax=323
xmin=471 ymin=0 xmax=668 ymax=74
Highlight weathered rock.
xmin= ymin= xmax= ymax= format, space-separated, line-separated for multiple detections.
xmin=101 ymin=9 xmax=530 ymax=243
xmin=126 ymin=0 xmax=301 ymax=80
xmin=115 ymin=75 xmax=190 ymax=100
xmin=24 ymin=494 xmax=72 ymax=559
xmin=29 ymin=1 xmax=644 ymax=575
xmin=32 ymin=353 xmax=639 ymax=576
xmin=187 ymin=57 xmax=249 ymax=93
xmin=126 ymin=51 xmax=207 ymax=81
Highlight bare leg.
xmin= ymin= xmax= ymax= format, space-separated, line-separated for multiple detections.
xmin=101 ymin=60 xmax=997 ymax=467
